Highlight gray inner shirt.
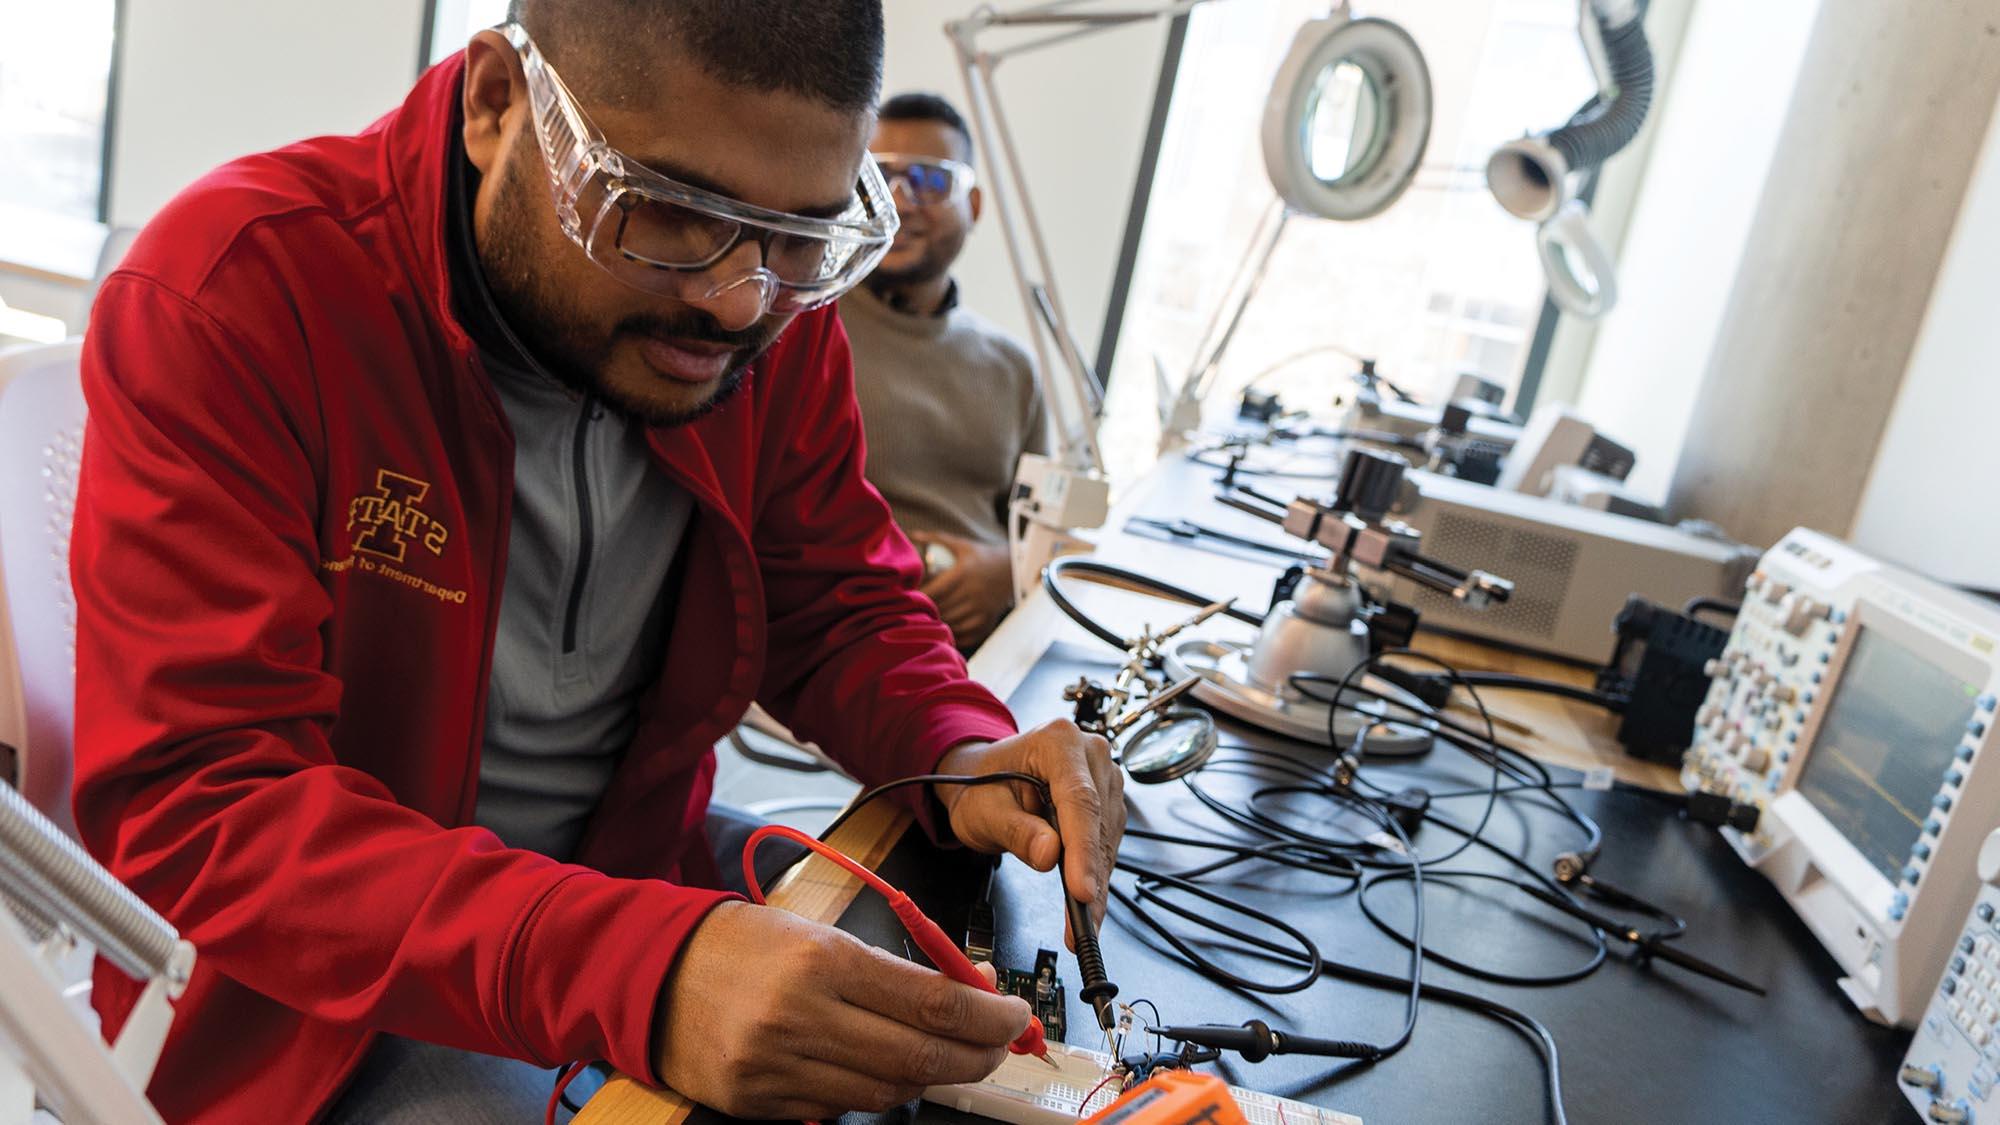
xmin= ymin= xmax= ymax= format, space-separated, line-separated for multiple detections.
xmin=474 ymin=358 xmax=691 ymax=861
xmin=447 ymin=145 xmax=691 ymax=861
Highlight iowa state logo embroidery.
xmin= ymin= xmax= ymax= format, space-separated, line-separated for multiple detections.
xmin=346 ymin=470 xmax=449 ymax=563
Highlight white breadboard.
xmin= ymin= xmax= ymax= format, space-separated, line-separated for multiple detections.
xmin=922 ymin=1041 xmax=1363 ymax=1125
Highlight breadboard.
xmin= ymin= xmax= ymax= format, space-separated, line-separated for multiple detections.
xmin=922 ymin=1041 xmax=1363 ymax=1125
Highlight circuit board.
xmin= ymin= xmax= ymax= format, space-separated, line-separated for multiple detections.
xmin=921 ymin=1041 xmax=1363 ymax=1125
xmin=994 ymin=948 xmax=1067 ymax=1044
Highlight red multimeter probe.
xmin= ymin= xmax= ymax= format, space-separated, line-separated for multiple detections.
xmin=742 ymin=823 xmax=1056 ymax=1065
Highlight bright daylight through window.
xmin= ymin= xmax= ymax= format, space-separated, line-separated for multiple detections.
xmin=0 ymin=0 xmax=115 ymax=224
xmin=1102 ymin=0 xmax=1598 ymax=481
xmin=429 ymin=0 xmax=514 ymax=65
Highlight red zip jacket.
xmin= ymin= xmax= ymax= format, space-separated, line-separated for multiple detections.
xmin=70 ymin=55 xmax=1018 ymax=1123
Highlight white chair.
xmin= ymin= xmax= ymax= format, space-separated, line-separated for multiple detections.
xmin=0 ymin=339 xmax=87 ymax=838
xmin=83 ymin=227 xmax=142 ymax=321
xmin=0 ymin=341 xmax=190 ymax=1124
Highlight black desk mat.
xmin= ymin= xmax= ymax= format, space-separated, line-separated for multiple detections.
xmin=983 ymin=640 xmax=1911 ymax=1124
xmin=676 ymin=638 xmax=1909 ymax=1125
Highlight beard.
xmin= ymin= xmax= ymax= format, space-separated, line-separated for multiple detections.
xmin=870 ymin=226 xmax=963 ymax=288
xmin=478 ymin=139 xmax=780 ymax=428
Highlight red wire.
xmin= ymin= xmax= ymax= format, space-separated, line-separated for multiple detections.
xmin=1079 ymin=1071 xmax=1123 ymax=1117
xmin=545 ymin=1060 xmax=589 ymax=1125
xmin=742 ymin=823 xmax=904 ymax=905
xmin=536 ymin=830 xmax=917 ymax=1125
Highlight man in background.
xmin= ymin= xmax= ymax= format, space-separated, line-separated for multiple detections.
xmin=842 ymin=92 xmax=1045 ymax=651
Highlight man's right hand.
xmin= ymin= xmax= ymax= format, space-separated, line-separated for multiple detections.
xmin=653 ymin=900 xmax=1033 ymax=1119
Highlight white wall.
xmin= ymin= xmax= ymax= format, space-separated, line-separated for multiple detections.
xmin=1568 ymin=0 xmax=1822 ymax=503
xmin=106 ymin=0 xmax=427 ymax=227
xmin=880 ymin=1 xmax=1171 ymax=355
xmin=1849 ymin=87 xmax=2000 ymax=589
xmin=94 ymin=0 xmax=1162 ymax=357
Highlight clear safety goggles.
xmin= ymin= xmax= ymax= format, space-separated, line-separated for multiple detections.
xmin=504 ymin=23 xmax=898 ymax=316
xmin=873 ymin=153 xmax=977 ymax=209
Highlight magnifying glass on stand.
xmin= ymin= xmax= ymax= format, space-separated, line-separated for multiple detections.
xmin=1119 ymin=709 xmax=1220 ymax=785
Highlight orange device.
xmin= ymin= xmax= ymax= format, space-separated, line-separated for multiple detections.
xmin=1083 ymin=1071 xmax=1252 ymax=1125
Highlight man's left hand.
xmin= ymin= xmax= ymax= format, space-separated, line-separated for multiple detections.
xmin=933 ymin=721 xmax=1125 ymax=939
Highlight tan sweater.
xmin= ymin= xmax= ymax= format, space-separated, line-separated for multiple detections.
xmin=839 ymin=284 xmax=1047 ymax=545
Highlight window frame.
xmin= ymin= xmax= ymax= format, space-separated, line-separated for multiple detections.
xmin=0 ymin=0 xmax=128 ymax=281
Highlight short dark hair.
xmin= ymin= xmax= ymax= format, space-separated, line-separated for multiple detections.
xmin=507 ymin=0 xmax=884 ymax=112
xmin=879 ymin=91 xmax=974 ymax=163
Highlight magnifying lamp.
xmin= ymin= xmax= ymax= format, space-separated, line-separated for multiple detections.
xmin=1261 ymin=11 xmax=1433 ymax=223
xmin=951 ymin=2 xmax=1434 ymax=601
xmin=1167 ymin=4 xmax=1432 ymax=441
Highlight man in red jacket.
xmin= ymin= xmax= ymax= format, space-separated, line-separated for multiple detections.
xmin=70 ymin=1 xmax=1123 ymax=1121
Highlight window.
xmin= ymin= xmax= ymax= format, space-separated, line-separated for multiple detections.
xmin=0 ymin=0 xmax=117 ymax=223
xmin=427 ymin=0 xmax=513 ymax=67
xmin=1102 ymin=0 xmax=1614 ymax=481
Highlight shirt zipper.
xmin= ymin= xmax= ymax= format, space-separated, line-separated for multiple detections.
xmin=562 ymin=397 xmax=595 ymax=654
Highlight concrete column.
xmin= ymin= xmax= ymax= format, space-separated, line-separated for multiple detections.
xmin=1665 ymin=1 xmax=2000 ymax=547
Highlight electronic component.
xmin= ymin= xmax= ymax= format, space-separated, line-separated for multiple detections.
xmin=1544 ymin=463 xmax=1663 ymax=522
xmin=1083 ymin=1070 xmax=1247 ymax=1125
xmin=1384 ymin=467 xmax=1756 ymax=664
xmin=1683 ymin=528 xmax=2000 ymax=1026
xmin=922 ymin=1041 xmax=1362 ymax=1125
xmin=1494 ymin=404 xmax=1637 ymax=496
xmin=1341 ymin=379 xmax=1523 ymax=453
xmin=996 ymin=950 xmax=1069 ymax=1045
xmin=1238 ymin=388 xmax=1284 ymax=424
xmin=1901 ymin=829 xmax=2000 ymax=1122
xmin=1595 ymin=596 xmax=1730 ymax=763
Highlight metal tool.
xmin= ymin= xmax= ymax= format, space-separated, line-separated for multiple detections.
xmin=1062 ymin=598 xmax=1235 ymax=785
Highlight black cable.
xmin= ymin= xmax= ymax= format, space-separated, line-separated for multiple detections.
xmin=1042 ymin=556 xmax=1266 ymax=651
xmin=1439 ymin=671 xmax=1627 ymax=712
xmin=1305 ymin=426 xmax=1427 ymax=452
xmin=1355 ymin=869 xmax=1608 ymax=985
xmin=1287 ymin=675 xmax=1607 ymax=862
xmin=1032 ymin=557 xmax=1609 ymax=1122
xmin=1410 ymin=621 xmax=1607 ymax=672
xmin=1187 ymin=448 xmax=1344 ymax=480
xmin=1683 ymin=596 xmax=1741 ymax=623
xmin=805 ymin=771 xmax=1051 ymax=854
xmin=1125 ymin=517 xmax=1317 ymax=563
xmin=1296 ymin=649 xmax=1505 ymax=869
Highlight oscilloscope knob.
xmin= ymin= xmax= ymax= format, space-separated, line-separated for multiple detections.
xmin=1977 ymin=829 xmax=2000 ymax=884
